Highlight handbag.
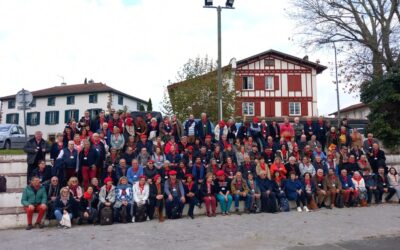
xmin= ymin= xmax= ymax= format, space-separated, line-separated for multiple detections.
xmin=60 ymin=213 xmax=72 ymax=228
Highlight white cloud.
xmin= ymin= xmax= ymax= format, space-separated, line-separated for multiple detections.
xmin=0 ymin=0 xmax=357 ymax=116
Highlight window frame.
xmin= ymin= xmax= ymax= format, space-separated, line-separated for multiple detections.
xmin=242 ymin=102 xmax=255 ymax=116
xmin=89 ymin=94 xmax=98 ymax=104
xmin=289 ymin=102 xmax=301 ymax=116
xmin=66 ymin=95 xmax=75 ymax=105
xmin=8 ymin=100 xmax=16 ymax=109
xmin=27 ymin=112 xmax=40 ymax=126
xmin=265 ymin=76 xmax=274 ymax=90
xmin=47 ymin=97 xmax=56 ymax=106
xmin=118 ymin=95 xmax=124 ymax=105
xmin=242 ymin=76 xmax=254 ymax=90
xmin=264 ymin=59 xmax=275 ymax=67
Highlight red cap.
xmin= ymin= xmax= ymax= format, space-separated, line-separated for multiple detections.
xmin=216 ymin=170 xmax=225 ymax=177
xmin=185 ymin=174 xmax=193 ymax=179
xmin=187 ymin=146 xmax=194 ymax=151
xmin=253 ymin=117 xmax=259 ymax=123
xmin=147 ymin=159 xmax=155 ymax=164
xmin=154 ymin=174 xmax=161 ymax=182
xmin=104 ymin=177 xmax=113 ymax=184
xmin=139 ymin=175 xmax=146 ymax=180
xmin=169 ymin=170 xmax=177 ymax=175
xmin=226 ymin=144 xmax=232 ymax=148
xmin=140 ymin=134 xmax=147 ymax=139
xmin=205 ymin=135 xmax=212 ymax=139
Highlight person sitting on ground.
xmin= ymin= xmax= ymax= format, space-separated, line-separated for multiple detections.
xmin=21 ymin=176 xmax=48 ymax=230
xmin=200 ymin=173 xmax=217 ymax=217
xmin=339 ymin=169 xmax=355 ymax=207
xmin=164 ymin=170 xmax=185 ymax=219
xmin=184 ymin=174 xmax=199 ymax=219
xmin=68 ymin=177 xmax=82 ymax=203
xmin=132 ymin=175 xmax=150 ymax=222
xmin=246 ymin=172 xmax=261 ymax=213
xmin=127 ymin=159 xmax=144 ymax=185
xmin=98 ymin=177 xmax=116 ymax=214
xmin=301 ymin=172 xmax=315 ymax=210
xmin=46 ymin=176 xmax=60 ymax=220
xmin=114 ymin=176 xmax=133 ymax=223
xmin=284 ymin=171 xmax=308 ymax=212
xmin=313 ymin=169 xmax=327 ymax=208
xmin=387 ymin=167 xmax=400 ymax=203
xmin=31 ymin=160 xmax=52 ymax=186
xmin=215 ymin=170 xmax=233 ymax=215
xmin=324 ymin=168 xmax=341 ymax=209
xmin=351 ymin=171 xmax=368 ymax=207
xmin=79 ymin=186 xmax=99 ymax=225
xmin=54 ymin=186 xmax=77 ymax=229
xmin=362 ymin=167 xmax=379 ymax=205
xmin=285 ymin=156 xmax=301 ymax=179
xmin=256 ymin=171 xmax=279 ymax=213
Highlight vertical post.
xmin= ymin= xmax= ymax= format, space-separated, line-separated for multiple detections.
xmin=217 ymin=6 xmax=223 ymax=121
xmin=22 ymin=89 xmax=28 ymax=141
xmin=333 ymin=43 xmax=341 ymax=128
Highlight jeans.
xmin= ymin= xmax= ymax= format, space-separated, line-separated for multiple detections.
xmin=54 ymin=209 xmax=73 ymax=222
xmin=216 ymin=194 xmax=233 ymax=213
xmin=233 ymin=193 xmax=252 ymax=209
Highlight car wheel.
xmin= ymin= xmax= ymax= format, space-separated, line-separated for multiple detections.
xmin=4 ymin=140 xmax=11 ymax=149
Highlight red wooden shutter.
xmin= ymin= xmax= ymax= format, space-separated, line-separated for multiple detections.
xmin=274 ymin=75 xmax=280 ymax=90
xmin=282 ymin=100 xmax=289 ymax=116
xmin=235 ymin=75 xmax=242 ymax=90
xmin=254 ymin=101 xmax=260 ymax=116
xmin=254 ymin=76 xmax=264 ymax=90
xmin=301 ymin=101 xmax=308 ymax=116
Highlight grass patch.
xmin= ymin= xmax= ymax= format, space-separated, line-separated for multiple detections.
xmin=0 ymin=149 xmax=25 ymax=155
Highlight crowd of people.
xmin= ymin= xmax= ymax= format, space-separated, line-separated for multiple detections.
xmin=21 ymin=110 xmax=400 ymax=230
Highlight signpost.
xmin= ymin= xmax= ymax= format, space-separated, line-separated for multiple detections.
xmin=16 ymin=89 xmax=33 ymax=141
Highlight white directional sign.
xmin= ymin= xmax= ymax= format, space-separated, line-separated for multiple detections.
xmin=16 ymin=89 xmax=33 ymax=106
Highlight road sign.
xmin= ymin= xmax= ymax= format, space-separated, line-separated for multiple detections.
xmin=16 ymin=89 xmax=33 ymax=106
xmin=17 ymin=106 xmax=31 ymax=110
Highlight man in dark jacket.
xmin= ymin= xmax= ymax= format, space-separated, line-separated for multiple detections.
xmin=256 ymin=171 xmax=278 ymax=213
xmin=195 ymin=113 xmax=213 ymax=142
xmin=56 ymin=140 xmax=79 ymax=185
xmin=376 ymin=166 xmax=396 ymax=203
xmin=23 ymin=131 xmax=50 ymax=184
xmin=31 ymin=160 xmax=52 ymax=186
xmin=20 ymin=176 xmax=47 ymax=230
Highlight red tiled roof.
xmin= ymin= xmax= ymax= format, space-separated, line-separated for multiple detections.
xmin=329 ymin=103 xmax=367 ymax=115
xmin=0 ymin=83 xmax=147 ymax=104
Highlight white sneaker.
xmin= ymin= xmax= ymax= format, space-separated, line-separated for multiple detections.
xmin=303 ymin=206 xmax=310 ymax=212
xmin=297 ymin=207 xmax=302 ymax=212
xmin=132 ymin=217 xmax=135 ymax=223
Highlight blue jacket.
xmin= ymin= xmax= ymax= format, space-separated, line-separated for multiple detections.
xmin=195 ymin=120 xmax=213 ymax=139
xmin=192 ymin=164 xmax=205 ymax=181
xmin=339 ymin=175 xmax=354 ymax=189
xmin=50 ymin=143 xmax=64 ymax=162
xmin=127 ymin=166 xmax=144 ymax=185
xmin=79 ymin=147 xmax=99 ymax=169
xmin=283 ymin=179 xmax=303 ymax=200
xmin=136 ymin=140 xmax=154 ymax=155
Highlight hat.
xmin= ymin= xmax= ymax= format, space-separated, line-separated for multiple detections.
xmin=187 ymin=146 xmax=194 ymax=151
xmin=140 ymin=134 xmax=147 ymax=139
xmin=253 ymin=117 xmax=259 ymax=123
xmin=147 ymin=159 xmax=155 ymax=164
xmin=139 ymin=175 xmax=146 ymax=180
xmin=154 ymin=174 xmax=161 ymax=181
xmin=169 ymin=170 xmax=177 ymax=175
xmin=104 ymin=177 xmax=113 ymax=184
xmin=205 ymin=135 xmax=212 ymax=139
xmin=185 ymin=174 xmax=193 ymax=179
xmin=216 ymin=170 xmax=225 ymax=177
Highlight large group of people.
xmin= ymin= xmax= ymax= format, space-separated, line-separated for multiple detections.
xmin=21 ymin=110 xmax=400 ymax=230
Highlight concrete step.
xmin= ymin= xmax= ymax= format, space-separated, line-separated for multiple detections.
xmin=0 ymin=162 xmax=27 ymax=174
xmin=0 ymin=155 xmax=26 ymax=162
xmin=2 ymin=173 xmax=27 ymax=189
xmin=0 ymin=189 xmax=23 ymax=208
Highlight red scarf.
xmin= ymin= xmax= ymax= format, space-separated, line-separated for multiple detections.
xmin=106 ymin=184 xmax=112 ymax=193
xmin=70 ymin=185 xmax=78 ymax=197
xmin=352 ymin=175 xmax=362 ymax=185
xmin=187 ymin=181 xmax=194 ymax=191
xmin=83 ymin=191 xmax=92 ymax=200
xmin=139 ymin=183 xmax=145 ymax=194
xmin=207 ymin=182 xmax=212 ymax=194
xmin=304 ymin=178 xmax=311 ymax=187
xmin=260 ymin=163 xmax=266 ymax=171
xmin=317 ymin=175 xmax=324 ymax=182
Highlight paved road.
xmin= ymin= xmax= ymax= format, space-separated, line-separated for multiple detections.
xmin=0 ymin=204 xmax=399 ymax=250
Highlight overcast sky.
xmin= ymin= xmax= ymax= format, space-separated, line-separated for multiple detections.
xmin=0 ymin=0 xmax=359 ymax=116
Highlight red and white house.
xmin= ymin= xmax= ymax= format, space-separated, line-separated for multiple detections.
xmin=234 ymin=49 xmax=327 ymax=118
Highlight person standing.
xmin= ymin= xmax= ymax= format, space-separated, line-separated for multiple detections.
xmin=23 ymin=131 xmax=50 ymax=184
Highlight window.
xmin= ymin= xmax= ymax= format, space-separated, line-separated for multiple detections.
xmin=242 ymin=102 xmax=255 ymax=116
xmin=66 ymin=96 xmax=75 ymax=105
xmin=48 ymin=97 xmax=55 ymax=106
xmin=29 ymin=98 xmax=36 ymax=107
xmin=118 ymin=95 xmax=124 ymax=105
xmin=27 ymin=112 xmax=40 ymax=126
xmin=11 ymin=126 xmax=19 ymax=134
xmin=18 ymin=126 xmax=25 ymax=134
xmin=8 ymin=100 xmax=15 ymax=109
xmin=89 ymin=94 xmax=98 ymax=103
xmin=265 ymin=76 xmax=274 ymax=90
xmin=6 ymin=113 xmax=19 ymax=124
xmin=65 ymin=109 xmax=79 ymax=123
xmin=264 ymin=59 xmax=275 ymax=67
xmin=289 ymin=102 xmax=301 ymax=116
xmin=45 ymin=111 xmax=59 ymax=125
xmin=242 ymin=76 xmax=254 ymax=90
xmin=88 ymin=109 xmax=102 ymax=119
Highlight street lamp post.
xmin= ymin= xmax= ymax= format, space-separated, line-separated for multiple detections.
xmin=333 ymin=42 xmax=341 ymax=128
xmin=204 ymin=0 xmax=234 ymax=121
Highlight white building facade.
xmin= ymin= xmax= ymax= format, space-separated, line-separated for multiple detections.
xmin=0 ymin=83 xmax=148 ymax=140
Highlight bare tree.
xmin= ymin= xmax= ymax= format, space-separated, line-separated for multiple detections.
xmin=289 ymin=0 xmax=400 ymax=92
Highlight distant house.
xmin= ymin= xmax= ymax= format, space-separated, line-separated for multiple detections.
xmin=329 ymin=103 xmax=370 ymax=120
xmin=0 ymin=82 xmax=148 ymax=140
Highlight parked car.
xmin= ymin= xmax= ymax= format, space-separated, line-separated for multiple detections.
xmin=0 ymin=124 xmax=27 ymax=149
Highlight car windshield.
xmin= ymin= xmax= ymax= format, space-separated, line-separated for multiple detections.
xmin=0 ymin=125 xmax=11 ymax=132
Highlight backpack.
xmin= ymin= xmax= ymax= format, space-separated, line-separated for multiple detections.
xmin=169 ymin=203 xmax=181 ymax=219
xmin=279 ymin=197 xmax=290 ymax=212
xmin=0 ymin=176 xmax=6 ymax=193
xmin=100 ymin=207 xmax=113 ymax=225
xmin=135 ymin=204 xmax=147 ymax=222
xmin=335 ymin=193 xmax=344 ymax=208
xmin=120 ymin=205 xmax=128 ymax=223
